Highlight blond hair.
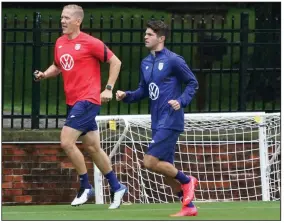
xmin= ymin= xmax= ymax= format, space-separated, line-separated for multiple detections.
xmin=63 ymin=4 xmax=84 ymax=21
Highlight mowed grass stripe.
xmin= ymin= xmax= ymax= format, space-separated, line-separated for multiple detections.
xmin=3 ymin=205 xmax=280 ymax=215
xmin=2 ymin=202 xmax=280 ymax=220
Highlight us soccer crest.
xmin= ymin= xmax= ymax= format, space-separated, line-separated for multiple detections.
xmin=158 ymin=62 xmax=164 ymax=70
xmin=75 ymin=44 xmax=81 ymax=50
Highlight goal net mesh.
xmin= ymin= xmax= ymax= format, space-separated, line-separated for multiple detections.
xmin=97 ymin=113 xmax=280 ymax=203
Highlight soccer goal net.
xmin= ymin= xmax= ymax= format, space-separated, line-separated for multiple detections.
xmin=94 ymin=112 xmax=280 ymax=204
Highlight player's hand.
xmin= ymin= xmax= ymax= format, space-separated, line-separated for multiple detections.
xmin=116 ymin=90 xmax=126 ymax=101
xmin=101 ymin=89 xmax=113 ymax=103
xmin=168 ymin=100 xmax=181 ymax=110
xmin=33 ymin=70 xmax=46 ymax=81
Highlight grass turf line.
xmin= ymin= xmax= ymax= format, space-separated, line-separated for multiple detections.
xmin=2 ymin=201 xmax=280 ymax=220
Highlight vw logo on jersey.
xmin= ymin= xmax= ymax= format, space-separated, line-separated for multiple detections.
xmin=158 ymin=62 xmax=164 ymax=71
xmin=149 ymin=82 xmax=159 ymax=100
xmin=60 ymin=54 xmax=74 ymax=71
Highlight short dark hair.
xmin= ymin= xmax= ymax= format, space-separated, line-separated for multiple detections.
xmin=146 ymin=20 xmax=169 ymax=39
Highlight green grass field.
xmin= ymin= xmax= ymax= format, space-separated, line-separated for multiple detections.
xmin=2 ymin=201 xmax=280 ymax=220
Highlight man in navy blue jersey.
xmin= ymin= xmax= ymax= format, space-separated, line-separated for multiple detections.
xmin=116 ymin=20 xmax=199 ymax=217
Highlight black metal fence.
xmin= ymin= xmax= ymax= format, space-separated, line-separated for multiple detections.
xmin=2 ymin=12 xmax=280 ymax=129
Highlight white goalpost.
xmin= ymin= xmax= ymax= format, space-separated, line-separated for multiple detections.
xmin=94 ymin=112 xmax=281 ymax=204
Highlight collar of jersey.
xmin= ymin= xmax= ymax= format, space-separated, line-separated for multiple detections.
xmin=150 ymin=47 xmax=167 ymax=59
xmin=64 ymin=31 xmax=82 ymax=42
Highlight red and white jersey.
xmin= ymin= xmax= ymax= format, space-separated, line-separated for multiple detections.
xmin=54 ymin=32 xmax=114 ymax=106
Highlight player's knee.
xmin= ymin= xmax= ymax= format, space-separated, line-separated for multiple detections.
xmin=85 ymin=145 xmax=101 ymax=155
xmin=60 ymin=140 xmax=75 ymax=153
xmin=143 ymin=159 xmax=153 ymax=170
xmin=143 ymin=155 xmax=157 ymax=171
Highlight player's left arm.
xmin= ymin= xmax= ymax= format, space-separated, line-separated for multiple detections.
xmin=90 ymin=37 xmax=122 ymax=102
xmin=100 ymin=54 xmax=121 ymax=102
xmin=172 ymin=56 xmax=199 ymax=108
xmin=105 ymin=54 xmax=122 ymax=91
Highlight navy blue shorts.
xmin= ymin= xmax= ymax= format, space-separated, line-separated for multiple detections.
xmin=147 ymin=129 xmax=181 ymax=164
xmin=65 ymin=100 xmax=100 ymax=136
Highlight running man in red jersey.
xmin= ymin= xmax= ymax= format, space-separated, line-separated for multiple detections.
xmin=34 ymin=4 xmax=127 ymax=209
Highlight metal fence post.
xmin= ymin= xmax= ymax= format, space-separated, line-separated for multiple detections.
xmin=31 ymin=12 xmax=41 ymax=129
xmin=238 ymin=12 xmax=249 ymax=111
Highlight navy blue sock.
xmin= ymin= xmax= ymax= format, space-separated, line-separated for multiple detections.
xmin=187 ymin=202 xmax=195 ymax=208
xmin=104 ymin=170 xmax=120 ymax=192
xmin=79 ymin=173 xmax=91 ymax=189
xmin=175 ymin=171 xmax=190 ymax=184
xmin=177 ymin=191 xmax=194 ymax=207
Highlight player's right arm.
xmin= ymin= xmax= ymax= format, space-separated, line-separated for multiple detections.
xmin=34 ymin=39 xmax=61 ymax=81
xmin=116 ymin=69 xmax=148 ymax=103
xmin=34 ymin=63 xmax=61 ymax=81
